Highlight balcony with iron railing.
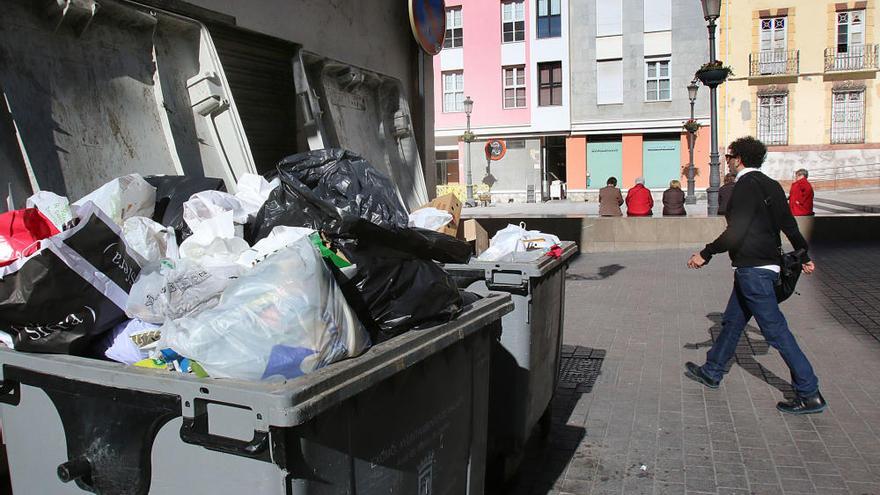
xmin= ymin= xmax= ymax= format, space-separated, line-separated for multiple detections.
xmin=749 ymin=49 xmax=799 ymax=77
xmin=825 ymin=44 xmax=879 ymax=72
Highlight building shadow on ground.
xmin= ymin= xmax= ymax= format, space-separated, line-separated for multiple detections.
xmin=488 ymin=346 xmax=606 ymax=495
xmin=566 ymin=264 xmax=625 ymax=281
xmin=684 ymin=313 xmax=796 ymax=400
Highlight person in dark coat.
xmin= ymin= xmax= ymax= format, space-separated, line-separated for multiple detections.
xmin=662 ymin=180 xmax=686 ymax=216
xmin=598 ymin=176 xmax=624 ymax=216
xmin=685 ymin=136 xmax=823 ymax=415
xmin=718 ymin=173 xmax=736 ymax=215
xmin=625 ymin=177 xmax=654 ymax=216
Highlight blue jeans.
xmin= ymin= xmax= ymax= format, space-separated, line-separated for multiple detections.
xmin=701 ymin=267 xmax=819 ymax=397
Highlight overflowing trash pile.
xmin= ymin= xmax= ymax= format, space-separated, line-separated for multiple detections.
xmin=477 ymin=223 xmax=562 ymax=262
xmin=0 ymin=149 xmax=474 ymax=381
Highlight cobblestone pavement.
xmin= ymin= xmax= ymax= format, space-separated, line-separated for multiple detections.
xmin=504 ymin=242 xmax=880 ymax=495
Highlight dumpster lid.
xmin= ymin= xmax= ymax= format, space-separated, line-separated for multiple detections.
xmin=444 ymin=241 xmax=578 ymax=277
xmin=0 ymin=0 xmax=256 ymax=207
xmin=0 ymin=293 xmax=513 ymax=428
xmin=293 ymin=50 xmax=429 ymax=212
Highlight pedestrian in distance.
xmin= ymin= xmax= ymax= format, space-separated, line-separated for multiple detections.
xmin=789 ymin=168 xmax=815 ymax=216
xmin=625 ymin=177 xmax=653 ymax=216
xmin=598 ymin=176 xmax=624 ymax=216
xmin=717 ymin=172 xmax=736 ymax=216
xmin=684 ymin=136 xmax=825 ymax=415
xmin=662 ymin=179 xmax=686 ymax=216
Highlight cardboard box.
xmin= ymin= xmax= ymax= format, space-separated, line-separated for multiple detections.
xmin=416 ymin=193 xmax=462 ymax=237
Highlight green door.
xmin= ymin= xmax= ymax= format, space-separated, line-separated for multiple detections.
xmin=587 ymin=141 xmax=623 ymax=189
xmin=643 ymin=139 xmax=681 ymax=189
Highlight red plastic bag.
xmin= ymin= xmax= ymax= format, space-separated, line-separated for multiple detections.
xmin=0 ymin=208 xmax=60 ymax=267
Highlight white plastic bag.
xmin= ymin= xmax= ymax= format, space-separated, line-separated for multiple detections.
xmin=161 ymin=237 xmax=370 ymax=381
xmin=183 ymin=190 xmax=248 ymax=230
xmin=477 ymin=223 xmax=561 ymax=262
xmin=234 ymin=174 xmax=279 ymax=220
xmin=26 ymin=191 xmax=74 ymax=231
xmin=123 ymin=216 xmax=179 ymax=264
xmin=73 ymin=174 xmax=156 ymax=225
xmin=125 ymin=258 xmax=241 ymax=324
xmin=179 ymin=236 xmax=249 ymax=269
xmin=408 ymin=207 xmax=453 ymax=231
xmin=236 ymin=226 xmax=313 ymax=268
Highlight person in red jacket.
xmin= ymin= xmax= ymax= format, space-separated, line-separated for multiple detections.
xmin=788 ymin=168 xmax=814 ymax=216
xmin=625 ymin=177 xmax=654 ymax=216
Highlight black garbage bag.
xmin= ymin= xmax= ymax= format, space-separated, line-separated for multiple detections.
xmin=339 ymin=242 xmax=463 ymax=343
xmin=144 ymin=175 xmax=227 ymax=243
xmin=250 ymin=149 xmax=409 ymax=241
xmin=250 ymin=149 xmax=471 ymax=336
xmin=251 ymin=149 xmax=472 ymax=263
xmin=0 ymin=203 xmax=142 ymax=354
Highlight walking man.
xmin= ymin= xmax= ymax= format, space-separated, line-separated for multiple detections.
xmin=684 ymin=136 xmax=826 ymax=415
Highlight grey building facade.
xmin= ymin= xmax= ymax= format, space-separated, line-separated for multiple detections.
xmin=567 ymin=0 xmax=713 ymax=199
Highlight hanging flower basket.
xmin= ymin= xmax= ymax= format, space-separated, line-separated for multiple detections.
xmin=681 ymin=165 xmax=701 ymax=178
xmin=683 ymin=118 xmax=702 ymax=133
xmin=695 ymin=61 xmax=733 ymax=87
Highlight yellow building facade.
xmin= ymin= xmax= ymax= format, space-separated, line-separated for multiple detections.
xmin=719 ymin=0 xmax=880 ymax=189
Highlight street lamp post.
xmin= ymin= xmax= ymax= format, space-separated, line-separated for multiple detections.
xmin=463 ymin=96 xmax=475 ymax=207
xmin=685 ymin=80 xmax=699 ymax=205
xmin=700 ymin=0 xmax=722 ymax=215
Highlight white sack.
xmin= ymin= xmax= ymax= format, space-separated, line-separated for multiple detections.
xmin=408 ymin=207 xmax=453 ymax=231
xmin=477 ymin=223 xmax=560 ymax=262
xmin=161 ymin=237 xmax=370 ymax=381
xmin=236 ymin=226 xmax=313 ymax=268
xmin=74 ymin=174 xmax=156 ymax=225
xmin=123 ymin=216 xmax=179 ymax=264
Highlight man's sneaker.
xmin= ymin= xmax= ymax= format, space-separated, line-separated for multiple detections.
xmin=684 ymin=361 xmax=719 ymax=389
xmin=777 ymin=391 xmax=827 ymax=415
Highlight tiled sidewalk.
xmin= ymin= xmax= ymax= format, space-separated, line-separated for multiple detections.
xmin=505 ymin=243 xmax=880 ymax=495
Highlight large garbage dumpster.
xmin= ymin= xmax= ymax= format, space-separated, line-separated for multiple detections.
xmin=445 ymin=241 xmax=578 ymax=479
xmin=0 ymin=293 xmax=512 ymax=494
xmin=0 ymin=1 xmax=510 ymax=494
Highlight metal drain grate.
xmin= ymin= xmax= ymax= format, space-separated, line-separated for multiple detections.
xmin=558 ymin=346 xmax=605 ymax=392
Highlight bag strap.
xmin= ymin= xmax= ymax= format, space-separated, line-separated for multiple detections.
xmin=748 ymin=174 xmax=783 ymax=253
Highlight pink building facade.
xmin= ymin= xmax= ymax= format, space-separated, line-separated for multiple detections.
xmin=433 ymin=0 xmax=713 ymax=203
xmin=433 ymin=0 xmax=572 ymax=203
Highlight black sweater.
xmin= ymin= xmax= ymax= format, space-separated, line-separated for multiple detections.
xmin=700 ymin=170 xmax=810 ymax=266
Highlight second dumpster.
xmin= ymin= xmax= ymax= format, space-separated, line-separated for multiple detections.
xmin=444 ymin=240 xmax=578 ymax=480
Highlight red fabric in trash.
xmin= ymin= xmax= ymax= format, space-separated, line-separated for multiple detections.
xmin=547 ymin=244 xmax=563 ymax=259
xmin=0 ymin=208 xmax=60 ymax=267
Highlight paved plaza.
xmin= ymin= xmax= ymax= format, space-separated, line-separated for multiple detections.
xmin=504 ymin=242 xmax=880 ymax=495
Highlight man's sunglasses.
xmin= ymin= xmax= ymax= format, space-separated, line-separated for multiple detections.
xmin=724 ymin=154 xmax=738 ymax=159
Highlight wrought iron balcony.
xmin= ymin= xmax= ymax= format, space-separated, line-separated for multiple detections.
xmin=749 ymin=50 xmax=799 ymax=77
xmin=825 ymin=44 xmax=879 ymax=72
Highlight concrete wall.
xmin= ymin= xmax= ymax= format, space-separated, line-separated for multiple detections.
xmin=470 ymin=215 xmax=880 ymax=253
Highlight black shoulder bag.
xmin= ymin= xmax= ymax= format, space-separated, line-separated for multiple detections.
xmin=754 ymin=177 xmax=807 ymax=303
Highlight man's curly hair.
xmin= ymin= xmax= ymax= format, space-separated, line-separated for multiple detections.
xmin=728 ymin=136 xmax=767 ymax=169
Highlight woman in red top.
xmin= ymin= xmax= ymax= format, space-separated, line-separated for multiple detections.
xmin=788 ymin=168 xmax=814 ymax=216
xmin=625 ymin=177 xmax=654 ymax=216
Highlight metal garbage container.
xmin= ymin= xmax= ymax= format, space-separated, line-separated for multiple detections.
xmin=444 ymin=241 xmax=578 ymax=480
xmin=0 ymin=294 xmax=512 ymax=495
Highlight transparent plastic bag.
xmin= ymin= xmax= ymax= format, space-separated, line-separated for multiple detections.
xmin=73 ymin=173 xmax=156 ymax=225
xmin=408 ymin=207 xmax=453 ymax=231
xmin=125 ymin=258 xmax=241 ymax=324
xmin=477 ymin=223 xmax=561 ymax=262
xmin=161 ymin=237 xmax=370 ymax=380
xmin=122 ymin=216 xmax=179 ymax=265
